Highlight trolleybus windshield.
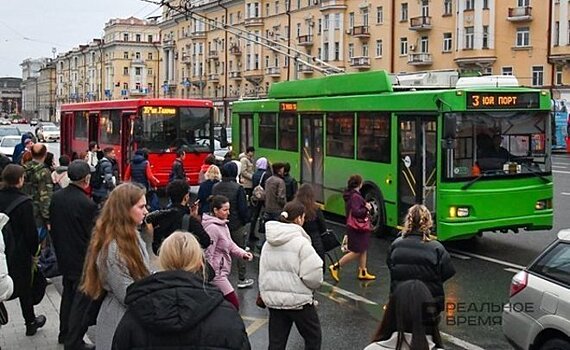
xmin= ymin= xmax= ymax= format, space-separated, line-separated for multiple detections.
xmin=443 ymin=111 xmax=551 ymax=180
xmin=139 ymin=106 xmax=211 ymax=152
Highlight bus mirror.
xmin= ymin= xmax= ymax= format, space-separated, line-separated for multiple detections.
xmin=220 ymin=127 xmax=229 ymax=148
xmin=444 ymin=115 xmax=457 ymax=139
xmin=133 ymin=120 xmax=144 ymax=142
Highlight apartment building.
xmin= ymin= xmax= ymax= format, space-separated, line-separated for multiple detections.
xmin=0 ymin=78 xmax=22 ymax=116
xmin=55 ymin=17 xmax=160 ymax=117
xmin=37 ymin=60 xmax=56 ymax=122
xmin=21 ymin=58 xmax=50 ymax=120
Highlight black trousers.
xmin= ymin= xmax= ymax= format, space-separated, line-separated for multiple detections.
xmin=18 ymin=285 xmax=36 ymax=324
xmin=64 ymin=289 xmax=104 ymax=350
xmin=268 ymin=304 xmax=322 ymax=350
xmin=59 ymin=277 xmax=79 ymax=340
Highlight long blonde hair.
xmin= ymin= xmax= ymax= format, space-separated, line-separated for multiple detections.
xmin=401 ymin=204 xmax=433 ymax=240
xmin=159 ymin=231 xmax=205 ymax=273
xmin=205 ymin=165 xmax=222 ymax=181
xmin=80 ymin=183 xmax=150 ymax=299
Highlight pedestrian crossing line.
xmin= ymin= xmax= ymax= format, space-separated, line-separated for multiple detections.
xmin=561 ymin=192 xmax=570 ymax=196
xmin=321 ymin=282 xmax=377 ymax=305
xmin=242 ymin=316 xmax=268 ymax=336
xmin=553 ymin=170 xmax=570 ymax=174
xmin=450 ymin=252 xmax=472 ymax=260
xmin=552 ymin=165 xmax=568 ymax=168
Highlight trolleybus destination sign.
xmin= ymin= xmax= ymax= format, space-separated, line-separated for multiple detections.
xmin=466 ymin=92 xmax=540 ymax=109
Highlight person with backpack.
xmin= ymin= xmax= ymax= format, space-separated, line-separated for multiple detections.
xmin=91 ymin=147 xmax=117 ymax=205
xmin=124 ymin=149 xmax=160 ymax=211
xmin=12 ymin=134 xmax=33 ymax=165
xmin=146 ymin=180 xmax=211 ymax=254
xmin=85 ymin=141 xmax=100 ymax=168
xmin=0 ymin=164 xmax=46 ymax=336
xmin=283 ymin=162 xmax=298 ymax=202
xmin=51 ymin=155 xmax=70 ymax=191
xmin=169 ymin=149 xmax=188 ymax=183
xmin=248 ymin=157 xmax=270 ymax=249
xmin=49 ymin=160 xmax=98 ymax=349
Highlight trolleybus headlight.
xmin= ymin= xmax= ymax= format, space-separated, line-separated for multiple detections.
xmin=535 ymin=200 xmax=549 ymax=210
xmin=449 ymin=206 xmax=470 ymax=218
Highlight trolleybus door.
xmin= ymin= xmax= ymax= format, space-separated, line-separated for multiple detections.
xmin=239 ymin=114 xmax=254 ymax=153
xmin=300 ymin=115 xmax=324 ymax=202
xmin=397 ymin=116 xmax=437 ymax=220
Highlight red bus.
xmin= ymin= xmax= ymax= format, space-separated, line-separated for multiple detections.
xmin=60 ymin=98 xmax=220 ymax=186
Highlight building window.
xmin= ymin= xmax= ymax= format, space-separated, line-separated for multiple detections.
xmin=420 ymin=36 xmax=429 ymax=53
xmin=136 ymin=34 xmax=141 ymax=42
xmin=135 ymin=67 xmax=141 ymax=76
xmin=421 ymin=0 xmax=429 ymax=16
xmin=465 ymin=0 xmax=474 ymax=10
xmin=362 ymin=43 xmax=369 ymax=57
xmin=123 ymin=33 xmax=129 ymax=41
xmin=135 ymin=52 xmax=141 ymax=59
xmin=376 ymin=6 xmax=383 ymax=24
xmin=362 ymin=8 xmax=369 ymax=26
xmin=123 ymin=67 xmax=129 ymax=75
xmin=376 ymin=40 xmax=383 ymax=57
xmin=444 ymin=0 xmax=452 ymax=15
xmin=123 ymin=52 xmax=129 ymax=59
xmin=357 ymin=113 xmax=390 ymax=163
xmin=148 ymin=35 xmax=153 ymax=42
xmin=443 ymin=33 xmax=452 ymax=52
xmin=348 ymin=43 xmax=354 ymax=58
xmin=334 ymin=42 xmax=340 ymax=60
xmin=324 ymin=14 xmax=329 ymax=31
xmin=318 ymin=19 xmax=322 ymax=34
xmin=323 ymin=42 xmax=329 ymax=61
xmin=123 ymin=82 xmax=128 ymax=90
xmin=516 ymin=27 xmax=530 ymax=47
xmin=259 ymin=113 xmax=277 ymax=148
xmin=278 ymin=113 xmax=298 ymax=151
xmin=348 ymin=13 xmax=354 ymax=30
xmin=148 ymin=68 xmax=153 ymax=76
xmin=482 ymin=26 xmax=489 ymax=49
xmin=275 ymin=1 xmax=279 ymax=14
xmin=335 ymin=13 xmax=341 ymax=29
xmin=400 ymin=3 xmax=408 ymax=21
xmin=483 ymin=0 xmax=489 ymax=9
xmin=502 ymin=67 xmax=513 ymax=76
xmin=532 ymin=66 xmax=544 ymax=86
xmin=465 ymin=27 xmax=474 ymax=49
xmin=400 ymin=37 xmax=408 ymax=55
xmin=327 ymin=113 xmax=355 ymax=159
xmin=555 ymin=21 xmax=560 ymax=46
xmin=148 ymin=52 xmax=153 ymax=60
xmin=556 ymin=66 xmax=563 ymax=85
xmin=518 ymin=0 xmax=530 ymax=6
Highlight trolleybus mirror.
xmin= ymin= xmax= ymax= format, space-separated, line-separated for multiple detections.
xmin=444 ymin=114 xmax=457 ymax=139
xmin=220 ymin=127 xmax=229 ymax=148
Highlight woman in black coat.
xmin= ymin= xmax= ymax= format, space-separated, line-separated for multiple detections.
xmin=294 ymin=183 xmax=326 ymax=265
xmin=112 ymin=231 xmax=250 ymax=350
xmin=0 ymin=164 xmax=45 ymax=335
xmin=387 ymin=204 xmax=456 ymax=314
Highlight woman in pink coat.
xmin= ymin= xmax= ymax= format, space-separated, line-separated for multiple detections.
xmin=202 ymin=195 xmax=253 ymax=310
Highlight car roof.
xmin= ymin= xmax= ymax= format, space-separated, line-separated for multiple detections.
xmin=557 ymin=228 xmax=570 ymax=242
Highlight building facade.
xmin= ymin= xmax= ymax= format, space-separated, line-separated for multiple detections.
xmin=21 ymin=58 xmax=50 ymax=120
xmin=0 ymin=78 xmax=22 ymax=116
xmin=37 ymin=60 xmax=56 ymax=122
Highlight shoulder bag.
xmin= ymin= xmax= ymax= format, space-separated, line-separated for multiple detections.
xmin=347 ymin=211 xmax=371 ymax=233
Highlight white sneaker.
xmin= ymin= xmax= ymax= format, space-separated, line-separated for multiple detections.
xmin=237 ymin=278 xmax=255 ymax=289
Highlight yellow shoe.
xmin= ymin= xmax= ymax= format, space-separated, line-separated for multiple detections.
xmin=358 ymin=268 xmax=376 ymax=281
xmin=329 ymin=263 xmax=340 ymax=283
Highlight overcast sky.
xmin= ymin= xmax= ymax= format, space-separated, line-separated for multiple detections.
xmin=0 ymin=0 xmax=162 ymax=77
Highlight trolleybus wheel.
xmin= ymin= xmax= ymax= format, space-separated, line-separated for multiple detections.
xmin=363 ymin=186 xmax=386 ymax=236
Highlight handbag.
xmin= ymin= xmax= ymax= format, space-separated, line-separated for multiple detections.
xmin=341 ymin=235 xmax=349 ymax=253
xmin=256 ymin=292 xmax=266 ymax=309
xmin=0 ymin=302 xmax=8 ymax=325
xmin=39 ymin=242 xmax=60 ymax=278
xmin=321 ymin=229 xmax=341 ymax=252
xmin=347 ymin=211 xmax=371 ymax=233
xmin=31 ymin=268 xmax=47 ymax=305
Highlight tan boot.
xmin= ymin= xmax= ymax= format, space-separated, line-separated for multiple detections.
xmin=358 ymin=268 xmax=376 ymax=281
xmin=329 ymin=263 xmax=340 ymax=283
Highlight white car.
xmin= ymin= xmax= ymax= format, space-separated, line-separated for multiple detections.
xmin=0 ymin=135 xmax=21 ymax=159
xmin=40 ymin=125 xmax=60 ymax=142
xmin=0 ymin=119 xmax=11 ymax=126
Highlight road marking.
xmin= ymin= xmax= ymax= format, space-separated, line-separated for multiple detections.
xmin=450 ymin=252 xmax=472 ymax=260
xmin=448 ymin=249 xmax=525 ymax=270
xmin=553 ymin=170 xmax=570 ymax=174
xmin=242 ymin=316 xmax=268 ymax=335
xmin=552 ymin=165 xmax=567 ymax=168
xmin=561 ymin=192 xmax=570 ymax=196
xmin=504 ymin=267 xmax=521 ymax=273
xmin=321 ymin=282 xmax=485 ymax=350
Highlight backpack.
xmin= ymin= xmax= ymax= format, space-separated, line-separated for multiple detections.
xmin=22 ymin=162 xmax=44 ymax=198
xmin=89 ymin=160 xmax=105 ymax=189
xmin=252 ymin=172 xmax=267 ymax=203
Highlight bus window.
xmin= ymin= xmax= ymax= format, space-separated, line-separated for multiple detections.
xmin=100 ymin=110 xmax=121 ymax=145
xmin=357 ymin=112 xmax=390 ymax=163
xmin=259 ymin=113 xmax=277 ymax=149
xmin=327 ymin=112 xmax=355 ymax=159
xmin=74 ymin=111 xmax=88 ymax=140
xmin=279 ymin=112 xmax=298 ymax=151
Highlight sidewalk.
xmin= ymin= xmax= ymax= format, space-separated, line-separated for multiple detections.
xmin=0 ymin=283 xmax=63 ymax=350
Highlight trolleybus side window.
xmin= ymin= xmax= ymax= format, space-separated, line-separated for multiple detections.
xmin=240 ymin=114 xmax=254 ymax=152
xmin=74 ymin=111 xmax=88 ymax=140
xmin=327 ymin=112 xmax=355 ymax=159
xmin=357 ymin=112 xmax=390 ymax=163
xmin=100 ymin=110 xmax=121 ymax=145
xmin=278 ymin=112 xmax=298 ymax=151
xmin=259 ymin=113 xmax=277 ymax=149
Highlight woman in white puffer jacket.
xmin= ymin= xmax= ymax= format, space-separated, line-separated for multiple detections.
xmin=259 ymin=201 xmax=323 ymax=350
xmin=0 ymin=214 xmax=14 ymax=301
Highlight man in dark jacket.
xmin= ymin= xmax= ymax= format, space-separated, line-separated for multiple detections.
xmin=149 ymin=180 xmax=210 ymax=253
xmin=168 ymin=149 xmax=187 ymax=183
xmin=0 ymin=164 xmax=46 ymax=336
xmin=212 ymin=162 xmax=253 ymax=288
xmin=49 ymin=160 xmax=98 ymax=349
xmin=91 ymin=146 xmax=117 ymax=204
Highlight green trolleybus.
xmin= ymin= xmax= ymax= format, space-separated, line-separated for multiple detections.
xmin=231 ymin=70 xmax=553 ymax=241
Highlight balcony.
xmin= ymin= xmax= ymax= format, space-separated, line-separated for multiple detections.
xmin=407 ymin=53 xmax=433 ymax=66
xmin=265 ymin=66 xmax=281 ymax=78
xmin=230 ymin=45 xmax=242 ymax=56
xmin=351 ymin=26 xmax=370 ymax=39
xmin=162 ymin=38 xmax=175 ymax=49
xmin=208 ymin=73 xmax=220 ymax=83
xmin=244 ymin=70 xmax=264 ymax=84
xmin=192 ymin=31 xmax=207 ymax=40
xmin=244 ymin=17 xmax=264 ymax=27
xmin=409 ymin=16 xmax=432 ymax=31
xmin=298 ymin=35 xmax=314 ymax=47
xmin=229 ymin=71 xmax=242 ymax=80
xmin=507 ymin=7 xmax=532 ymax=21
xmin=320 ymin=0 xmax=347 ymax=11
xmin=208 ymin=50 xmax=219 ymax=60
xmin=298 ymin=63 xmax=314 ymax=74
xmin=350 ymin=56 xmax=370 ymax=69
xmin=181 ymin=54 xmax=191 ymax=63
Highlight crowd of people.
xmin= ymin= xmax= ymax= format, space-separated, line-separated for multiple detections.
xmin=0 ymin=141 xmax=456 ymax=350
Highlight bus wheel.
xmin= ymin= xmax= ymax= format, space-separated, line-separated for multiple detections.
xmin=363 ymin=187 xmax=386 ymax=235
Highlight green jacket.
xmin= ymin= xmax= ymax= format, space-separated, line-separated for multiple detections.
xmin=23 ymin=160 xmax=53 ymax=227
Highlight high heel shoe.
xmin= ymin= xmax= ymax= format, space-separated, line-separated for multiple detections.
xmin=328 ymin=262 xmax=340 ymax=283
xmin=358 ymin=268 xmax=376 ymax=281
